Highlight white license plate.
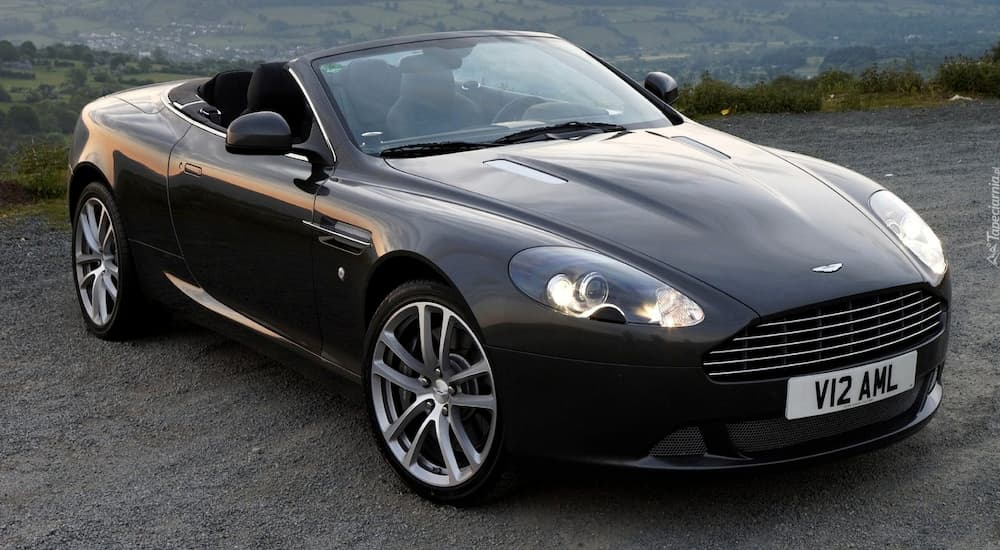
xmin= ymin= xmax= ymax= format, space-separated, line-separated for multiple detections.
xmin=785 ymin=351 xmax=917 ymax=420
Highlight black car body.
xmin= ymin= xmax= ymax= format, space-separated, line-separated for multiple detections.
xmin=68 ymin=30 xmax=949 ymax=502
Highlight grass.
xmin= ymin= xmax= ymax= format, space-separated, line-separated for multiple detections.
xmin=0 ymin=197 xmax=66 ymax=227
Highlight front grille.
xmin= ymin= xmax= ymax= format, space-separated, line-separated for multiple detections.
xmin=705 ymin=289 xmax=944 ymax=380
xmin=728 ymin=386 xmax=922 ymax=453
xmin=649 ymin=427 xmax=707 ymax=457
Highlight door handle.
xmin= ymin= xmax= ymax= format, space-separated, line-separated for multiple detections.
xmin=303 ymin=218 xmax=372 ymax=253
xmin=182 ymin=162 xmax=203 ymax=177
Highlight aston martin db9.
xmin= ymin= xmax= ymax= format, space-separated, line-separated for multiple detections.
xmin=68 ymin=30 xmax=949 ymax=502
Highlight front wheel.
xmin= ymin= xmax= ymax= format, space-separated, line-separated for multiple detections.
xmin=363 ymin=281 xmax=507 ymax=504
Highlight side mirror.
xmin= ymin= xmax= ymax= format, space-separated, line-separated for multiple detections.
xmin=644 ymin=72 xmax=679 ymax=105
xmin=226 ymin=111 xmax=293 ymax=155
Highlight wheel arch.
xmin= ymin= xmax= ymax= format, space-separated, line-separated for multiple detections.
xmin=363 ymin=251 xmax=456 ymax=329
xmin=68 ymin=162 xmax=111 ymax=218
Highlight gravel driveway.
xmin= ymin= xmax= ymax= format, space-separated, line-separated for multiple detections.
xmin=2 ymin=100 xmax=999 ymax=549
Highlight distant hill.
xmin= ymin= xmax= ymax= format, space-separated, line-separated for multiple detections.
xmin=0 ymin=0 xmax=999 ymax=84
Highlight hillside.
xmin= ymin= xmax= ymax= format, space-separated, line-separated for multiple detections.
xmin=1 ymin=0 xmax=999 ymax=83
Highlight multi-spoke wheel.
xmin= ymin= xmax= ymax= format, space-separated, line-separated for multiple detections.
xmin=75 ymin=196 xmax=120 ymax=326
xmin=71 ymin=182 xmax=150 ymax=339
xmin=364 ymin=281 xmax=507 ymax=503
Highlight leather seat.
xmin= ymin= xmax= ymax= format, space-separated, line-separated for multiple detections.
xmin=342 ymin=59 xmax=401 ymax=136
xmin=197 ymin=70 xmax=252 ymax=127
xmin=385 ymin=54 xmax=482 ymax=139
xmin=241 ymin=62 xmax=312 ymax=142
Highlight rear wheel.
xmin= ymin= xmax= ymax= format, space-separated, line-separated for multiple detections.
xmin=71 ymin=183 xmax=151 ymax=340
xmin=364 ymin=280 xmax=507 ymax=504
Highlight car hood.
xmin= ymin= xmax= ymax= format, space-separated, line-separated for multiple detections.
xmin=385 ymin=123 xmax=923 ymax=317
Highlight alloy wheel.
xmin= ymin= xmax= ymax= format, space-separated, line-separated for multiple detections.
xmin=370 ymin=301 xmax=497 ymax=488
xmin=74 ymin=197 xmax=120 ymax=327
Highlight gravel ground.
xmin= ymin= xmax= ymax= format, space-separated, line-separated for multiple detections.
xmin=2 ymin=100 xmax=999 ymax=549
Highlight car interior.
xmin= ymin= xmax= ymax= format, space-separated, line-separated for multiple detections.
xmin=167 ymin=55 xmax=602 ymax=150
xmin=168 ymin=62 xmax=313 ymax=144
xmin=321 ymin=51 xmax=608 ymax=145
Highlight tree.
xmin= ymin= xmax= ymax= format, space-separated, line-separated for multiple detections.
xmin=19 ymin=40 xmax=36 ymax=60
xmin=7 ymin=105 xmax=40 ymax=133
xmin=0 ymin=40 xmax=18 ymax=62
xmin=990 ymin=41 xmax=1000 ymax=63
xmin=0 ymin=85 xmax=10 ymax=102
xmin=67 ymin=66 xmax=88 ymax=89
xmin=37 ymin=103 xmax=77 ymax=134
xmin=152 ymin=47 xmax=168 ymax=64
xmin=109 ymin=54 xmax=129 ymax=71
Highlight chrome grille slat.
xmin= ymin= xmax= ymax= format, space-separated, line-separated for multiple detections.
xmin=709 ymin=321 xmax=941 ymax=376
xmin=732 ymin=295 xmax=934 ymax=341
xmin=708 ymin=302 xmax=941 ymax=359
xmin=704 ymin=289 xmax=945 ymax=380
xmin=756 ymin=290 xmax=922 ymax=327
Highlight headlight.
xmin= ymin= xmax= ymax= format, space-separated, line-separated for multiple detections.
xmin=870 ymin=190 xmax=947 ymax=279
xmin=509 ymin=247 xmax=705 ymax=327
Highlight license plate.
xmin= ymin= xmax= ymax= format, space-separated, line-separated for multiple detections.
xmin=785 ymin=351 xmax=917 ymax=420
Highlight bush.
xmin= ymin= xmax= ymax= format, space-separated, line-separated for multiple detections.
xmin=744 ymin=76 xmax=822 ymax=113
xmin=858 ymin=65 xmax=925 ymax=94
xmin=815 ymin=70 xmax=856 ymax=95
xmin=675 ymin=73 xmax=821 ymax=116
xmin=675 ymin=74 xmax=744 ymax=116
xmin=7 ymin=105 xmax=40 ymax=133
xmin=12 ymin=141 xmax=67 ymax=199
xmin=937 ymin=57 xmax=1000 ymax=98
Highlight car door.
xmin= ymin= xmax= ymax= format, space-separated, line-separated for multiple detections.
xmin=167 ymin=124 xmax=323 ymax=352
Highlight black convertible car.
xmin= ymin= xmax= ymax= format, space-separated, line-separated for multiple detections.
xmin=69 ymin=30 xmax=950 ymax=502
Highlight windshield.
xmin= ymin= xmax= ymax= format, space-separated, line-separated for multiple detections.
xmin=313 ymin=35 xmax=671 ymax=155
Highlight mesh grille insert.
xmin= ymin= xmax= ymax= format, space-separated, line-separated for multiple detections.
xmin=728 ymin=387 xmax=922 ymax=453
xmin=649 ymin=427 xmax=707 ymax=457
xmin=705 ymin=289 xmax=944 ymax=380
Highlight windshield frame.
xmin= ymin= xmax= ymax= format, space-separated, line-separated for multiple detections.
xmin=310 ymin=33 xmax=681 ymax=156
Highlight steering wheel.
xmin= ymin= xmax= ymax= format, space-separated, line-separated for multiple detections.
xmin=492 ymin=96 xmax=546 ymax=124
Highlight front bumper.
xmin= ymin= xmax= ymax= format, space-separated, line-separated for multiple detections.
xmin=490 ymin=327 xmax=947 ymax=470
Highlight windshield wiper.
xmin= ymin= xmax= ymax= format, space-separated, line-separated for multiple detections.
xmin=379 ymin=141 xmax=498 ymax=158
xmin=493 ymin=121 xmax=627 ymax=145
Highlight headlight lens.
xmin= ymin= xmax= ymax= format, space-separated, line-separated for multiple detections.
xmin=870 ymin=190 xmax=946 ymax=278
xmin=510 ymin=247 xmax=705 ymax=327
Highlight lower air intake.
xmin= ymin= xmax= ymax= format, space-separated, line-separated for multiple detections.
xmin=649 ymin=427 xmax=707 ymax=457
xmin=728 ymin=387 xmax=922 ymax=453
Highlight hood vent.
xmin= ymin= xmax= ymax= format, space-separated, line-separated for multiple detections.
xmin=649 ymin=132 xmax=731 ymax=160
xmin=483 ymin=159 xmax=567 ymax=185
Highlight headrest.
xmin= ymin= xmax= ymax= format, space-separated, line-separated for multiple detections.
xmin=397 ymin=54 xmax=458 ymax=105
xmin=244 ymin=62 xmax=310 ymax=140
xmin=345 ymin=59 xmax=401 ymax=100
xmin=245 ymin=62 xmax=301 ymax=112
xmin=398 ymin=52 xmax=460 ymax=73
xmin=197 ymin=70 xmax=253 ymax=126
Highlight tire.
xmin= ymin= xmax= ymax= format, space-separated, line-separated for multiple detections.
xmin=363 ymin=280 xmax=510 ymax=504
xmin=71 ymin=182 xmax=151 ymax=340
